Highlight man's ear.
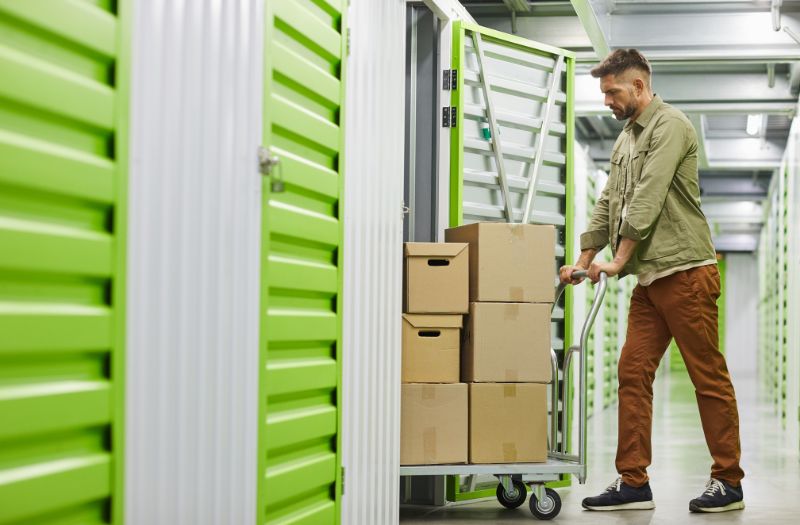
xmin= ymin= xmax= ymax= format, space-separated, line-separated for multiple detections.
xmin=633 ymin=77 xmax=645 ymax=94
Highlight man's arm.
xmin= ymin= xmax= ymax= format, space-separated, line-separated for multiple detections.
xmin=561 ymin=173 xmax=614 ymax=284
xmin=580 ymin=178 xmax=612 ymax=253
xmin=588 ymin=237 xmax=638 ymax=282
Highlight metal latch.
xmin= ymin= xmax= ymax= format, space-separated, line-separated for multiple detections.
xmin=258 ymin=146 xmax=284 ymax=193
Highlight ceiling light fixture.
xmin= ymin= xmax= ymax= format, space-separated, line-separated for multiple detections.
xmin=746 ymin=114 xmax=762 ymax=136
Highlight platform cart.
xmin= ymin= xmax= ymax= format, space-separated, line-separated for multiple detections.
xmin=399 ymin=271 xmax=608 ymax=520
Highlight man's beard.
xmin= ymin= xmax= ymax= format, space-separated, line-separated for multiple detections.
xmin=612 ymin=102 xmax=637 ymax=121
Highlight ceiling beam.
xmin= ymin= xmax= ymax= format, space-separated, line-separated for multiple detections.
xmin=421 ymin=0 xmax=477 ymax=23
xmin=569 ymin=0 xmax=612 ymax=59
xmin=604 ymin=10 xmax=800 ymax=63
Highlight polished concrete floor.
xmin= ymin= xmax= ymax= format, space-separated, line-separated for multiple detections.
xmin=400 ymin=370 xmax=800 ymax=523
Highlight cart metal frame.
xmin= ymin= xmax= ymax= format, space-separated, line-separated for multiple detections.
xmin=399 ymin=270 xmax=608 ymax=520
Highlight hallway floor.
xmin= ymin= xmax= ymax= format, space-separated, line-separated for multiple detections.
xmin=400 ymin=370 xmax=800 ymax=524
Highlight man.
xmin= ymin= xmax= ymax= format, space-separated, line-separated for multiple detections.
xmin=559 ymin=49 xmax=745 ymax=513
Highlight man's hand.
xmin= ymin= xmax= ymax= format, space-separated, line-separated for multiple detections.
xmin=559 ymin=265 xmax=586 ymax=285
xmin=587 ymin=260 xmax=623 ymax=283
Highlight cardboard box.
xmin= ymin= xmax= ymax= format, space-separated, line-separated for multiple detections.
xmin=401 ymin=383 xmax=468 ymax=465
xmin=469 ymin=383 xmax=547 ymax=464
xmin=445 ymin=223 xmax=555 ymax=303
xmin=463 ymin=303 xmax=552 ymax=383
xmin=402 ymin=314 xmax=462 ymax=383
xmin=404 ymin=243 xmax=469 ymax=314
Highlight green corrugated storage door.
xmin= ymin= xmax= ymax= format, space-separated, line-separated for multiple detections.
xmin=258 ymin=1 xmax=345 ymax=523
xmin=0 ymin=0 xmax=128 ymax=523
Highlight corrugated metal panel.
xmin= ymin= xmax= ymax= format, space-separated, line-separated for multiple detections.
xmin=125 ymin=1 xmax=262 ymax=523
xmin=341 ymin=0 xmax=405 ymax=524
xmin=0 ymin=1 xmax=127 ymax=522
xmin=259 ymin=1 xmax=347 ymax=523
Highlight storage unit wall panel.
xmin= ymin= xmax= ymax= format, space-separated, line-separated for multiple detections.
xmin=759 ymin=117 xmax=800 ymax=450
xmin=125 ymin=1 xmax=262 ymax=523
xmin=260 ymin=1 xmax=348 ymax=523
xmin=0 ymin=1 xmax=128 ymax=522
xmin=341 ymin=1 xmax=406 ymax=524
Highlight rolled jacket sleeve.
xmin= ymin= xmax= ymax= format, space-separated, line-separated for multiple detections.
xmin=619 ymin=117 xmax=688 ymax=241
xmin=580 ymin=179 xmax=611 ymax=251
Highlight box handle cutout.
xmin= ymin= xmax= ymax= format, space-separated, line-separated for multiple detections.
xmin=427 ymin=259 xmax=450 ymax=267
xmin=418 ymin=330 xmax=441 ymax=338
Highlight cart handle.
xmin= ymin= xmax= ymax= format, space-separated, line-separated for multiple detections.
xmin=549 ymin=271 xmax=607 ymax=483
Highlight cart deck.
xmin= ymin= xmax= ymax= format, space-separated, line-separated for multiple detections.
xmin=399 ymin=271 xmax=608 ymax=520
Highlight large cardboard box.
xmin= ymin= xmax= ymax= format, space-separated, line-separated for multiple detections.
xmin=469 ymin=383 xmax=547 ymax=464
xmin=404 ymin=243 xmax=469 ymax=314
xmin=445 ymin=223 xmax=555 ymax=303
xmin=401 ymin=383 xmax=468 ymax=465
xmin=463 ymin=303 xmax=552 ymax=383
xmin=402 ymin=314 xmax=462 ymax=383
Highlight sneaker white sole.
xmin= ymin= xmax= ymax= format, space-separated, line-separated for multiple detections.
xmin=690 ymin=501 xmax=745 ymax=513
xmin=583 ymin=501 xmax=656 ymax=511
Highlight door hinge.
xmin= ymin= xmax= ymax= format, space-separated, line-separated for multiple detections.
xmin=258 ymin=146 xmax=285 ymax=193
xmin=442 ymin=106 xmax=457 ymax=128
xmin=341 ymin=466 xmax=345 ymax=495
xmin=346 ymin=27 xmax=351 ymax=56
xmin=443 ymin=69 xmax=457 ymax=90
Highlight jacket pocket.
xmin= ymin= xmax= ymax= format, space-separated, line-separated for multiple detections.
xmin=631 ymin=145 xmax=650 ymax=185
xmin=609 ymin=150 xmax=625 ymax=192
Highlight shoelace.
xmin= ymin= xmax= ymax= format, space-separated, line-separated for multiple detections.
xmin=605 ymin=477 xmax=623 ymax=493
xmin=703 ymin=478 xmax=727 ymax=497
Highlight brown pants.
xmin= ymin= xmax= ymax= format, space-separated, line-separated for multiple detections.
xmin=616 ymin=264 xmax=744 ymax=487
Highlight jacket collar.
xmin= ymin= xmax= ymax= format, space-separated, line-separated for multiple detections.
xmin=624 ymin=94 xmax=662 ymax=131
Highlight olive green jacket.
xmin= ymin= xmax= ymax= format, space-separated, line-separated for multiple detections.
xmin=580 ymin=95 xmax=716 ymax=276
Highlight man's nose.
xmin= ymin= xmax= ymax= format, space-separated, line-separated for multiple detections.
xmin=604 ymin=95 xmax=613 ymax=107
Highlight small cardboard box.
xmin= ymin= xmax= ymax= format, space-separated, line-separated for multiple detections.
xmin=401 ymin=383 xmax=468 ymax=465
xmin=404 ymin=243 xmax=469 ymax=314
xmin=445 ymin=223 xmax=555 ymax=303
xmin=463 ymin=303 xmax=552 ymax=383
xmin=469 ymin=383 xmax=547 ymax=464
xmin=402 ymin=314 xmax=462 ymax=383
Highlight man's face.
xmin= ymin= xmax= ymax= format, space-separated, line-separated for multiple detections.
xmin=600 ymin=73 xmax=638 ymax=121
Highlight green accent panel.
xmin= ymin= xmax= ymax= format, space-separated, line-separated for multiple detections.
xmin=0 ymin=0 xmax=116 ymax=59
xmin=260 ymin=1 xmax=345 ymax=523
xmin=0 ymin=222 xmax=111 ymax=276
xmin=0 ymin=455 xmax=110 ymax=523
xmin=0 ymin=129 xmax=114 ymax=202
xmin=0 ymin=307 xmax=111 ymax=352
xmin=0 ymin=381 xmax=110 ymax=439
xmin=448 ymin=21 xmax=464 ymax=228
xmin=0 ymin=44 xmax=114 ymax=130
xmin=0 ymin=0 xmax=128 ymax=522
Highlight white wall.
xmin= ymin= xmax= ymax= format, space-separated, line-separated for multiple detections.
xmin=126 ymin=1 xmax=262 ymax=523
xmin=342 ymin=1 xmax=406 ymax=524
xmin=725 ymin=253 xmax=759 ymax=381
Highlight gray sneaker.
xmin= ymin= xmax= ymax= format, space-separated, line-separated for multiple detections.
xmin=689 ymin=478 xmax=745 ymax=513
xmin=582 ymin=477 xmax=656 ymax=511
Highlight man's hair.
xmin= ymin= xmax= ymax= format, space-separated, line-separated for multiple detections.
xmin=590 ymin=49 xmax=652 ymax=80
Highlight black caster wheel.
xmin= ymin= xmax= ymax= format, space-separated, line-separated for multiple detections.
xmin=529 ymin=487 xmax=561 ymax=520
xmin=496 ymin=479 xmax=527 ymax=509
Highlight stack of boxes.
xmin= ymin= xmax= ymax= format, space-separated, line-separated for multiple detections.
xmin=401 ymin=223 xmax=555 ymax=466
xmin=401 ymin=243 xmax=470 ymax=465
xmin=447 ymin=223 xmax=555 ymax=464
